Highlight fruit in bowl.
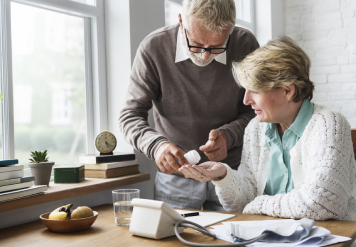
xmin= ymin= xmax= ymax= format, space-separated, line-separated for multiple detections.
xmin=48 ymin=204 xmax=94 ymax=220
xmin=49 ymin=204 xmax=73 ymax=220
xmin=40 ymin=204 xmax=98 ymax=232
xmin=72 ymin=206 xmax=94 ymax=219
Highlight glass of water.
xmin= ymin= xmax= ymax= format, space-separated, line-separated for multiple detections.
xmin=112 ymin=189 xmax=140 ymax=226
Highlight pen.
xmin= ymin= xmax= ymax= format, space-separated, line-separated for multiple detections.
xmin=181 ymin=212 xmax=199 ymax=217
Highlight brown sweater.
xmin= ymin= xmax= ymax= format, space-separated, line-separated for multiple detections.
xmin=119 ymin=24 xmax=259 ymax=169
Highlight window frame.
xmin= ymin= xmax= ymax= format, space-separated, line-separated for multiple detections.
xmin=0 ymin=0 xmax=107 ymax=160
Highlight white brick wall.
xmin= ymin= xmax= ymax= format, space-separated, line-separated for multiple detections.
xmin=285 ymin=0 xmax=356 ymax=127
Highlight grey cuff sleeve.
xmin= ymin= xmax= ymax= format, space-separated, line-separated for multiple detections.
xmin=217 ymin=128 xmax=235 ymax=150
xmin=148 ymin=137 xmax=169 ymax=160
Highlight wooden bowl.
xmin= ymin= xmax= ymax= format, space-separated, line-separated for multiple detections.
xmin=40 ymin=211 xmax=98 ymax=233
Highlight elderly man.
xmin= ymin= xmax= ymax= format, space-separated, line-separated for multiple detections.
xmin=119 ymin=0 xmax=259 ymax=211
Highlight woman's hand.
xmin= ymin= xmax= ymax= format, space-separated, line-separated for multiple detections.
xmin=178 ymin=161 xmax=227 ymax=183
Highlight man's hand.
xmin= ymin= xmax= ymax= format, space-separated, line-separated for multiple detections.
xmin=155 ymin=142 xmax=188 ymax=174
xmin=199 ymin=129 xmax=228 ymax=162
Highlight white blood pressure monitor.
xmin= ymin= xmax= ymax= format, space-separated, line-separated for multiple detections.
xmin=129 ymin=198 xmax=185 ymax=239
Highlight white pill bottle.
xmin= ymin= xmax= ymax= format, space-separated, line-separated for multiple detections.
xmin=183 ymin=150 xmax=201 ymax=165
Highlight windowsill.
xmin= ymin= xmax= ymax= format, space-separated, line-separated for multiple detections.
xmin=0 ymin=173 xmax=150 ymax=213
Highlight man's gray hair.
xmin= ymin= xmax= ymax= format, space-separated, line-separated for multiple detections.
xmin=182 ymin=0 xmax=236 ymax=34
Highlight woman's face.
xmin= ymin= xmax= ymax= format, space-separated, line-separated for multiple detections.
xmin=243 ymin=88 xmax=289 ymax=123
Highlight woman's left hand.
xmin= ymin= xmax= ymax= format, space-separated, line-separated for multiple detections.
xmin=178 ymin=161 xmax=227 ymax=183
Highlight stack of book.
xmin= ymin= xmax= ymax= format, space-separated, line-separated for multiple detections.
xmin=80 ymin=152 xmax=139 ymax=178
xmin=0 ymin=159 xmax=47 ymax=203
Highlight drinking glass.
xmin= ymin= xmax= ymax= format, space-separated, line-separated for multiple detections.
xmin=112 ymin=189 xmax=140 ymax=226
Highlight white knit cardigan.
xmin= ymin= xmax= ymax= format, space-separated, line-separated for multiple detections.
xmin=213 ymin=103 xmax=356 ymax=221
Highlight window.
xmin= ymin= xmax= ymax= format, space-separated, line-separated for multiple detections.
xmin=70 ymin=0 xmax=96 ymax=6
xmin=235 ymin=0 xmax=255 ymax=33
xmin=165 ymin=0 xmax=182 ymax=27
xmin=0 ymin=0 xmax=107 ymax=169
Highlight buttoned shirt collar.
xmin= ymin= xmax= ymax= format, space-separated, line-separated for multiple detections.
xmin=289 ymin=99 xmax=314 ymax=137
xmin=175 ymin=28 xmax=226 ymax=65
xmin=263 ymin=99 xmax=314 ymax=196
xmin=265 ymin=99 xmax=314 ymax=140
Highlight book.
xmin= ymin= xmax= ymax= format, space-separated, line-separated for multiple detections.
xmin=79 ymin=152 xmax=135 ymax=164
xmin=0 ymin=165 xmax=24 ymax=173
xmin=85 ymin=164 xmax=139 ymax=178
xmin=0 ymin=176 xmax=35 ymax=186
xmin=83 ymin=159 xmax=138 ymax=170
xmin=0 ymin=170 xmax=24 ymax=181
xmin=0 ymin=181 xmax=33 ymax=193
xmin=0 ymin=159 xmax=19 ymax=167
xmin=0 ymin=185 xmax=47 ymax=203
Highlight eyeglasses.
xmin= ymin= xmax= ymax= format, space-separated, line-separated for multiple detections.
xmin=184 ymin=28 xmax=230 ymax=54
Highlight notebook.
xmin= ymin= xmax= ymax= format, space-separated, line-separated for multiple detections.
xmin=0 ymin=185 xmax=47 ymax=203
xmin=176 ymin=209 xmax=235 ymax=227
xmin=0 ymin=181 xmax=33 ymax=193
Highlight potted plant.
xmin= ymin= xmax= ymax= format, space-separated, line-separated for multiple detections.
xmin=28 ymin=150 xmax=55 ymax=186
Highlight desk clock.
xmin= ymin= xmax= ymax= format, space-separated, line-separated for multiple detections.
xmin=95 ymin=130 xmax=117 ymax=155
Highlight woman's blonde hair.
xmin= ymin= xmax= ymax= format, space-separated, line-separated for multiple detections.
xmin=232 ymin=36 xmax=315 ymax=102
xmin=182 ymin=0 xmax=236 ymax=34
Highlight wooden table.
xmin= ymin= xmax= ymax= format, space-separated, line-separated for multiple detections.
xmin=1 ymin=204 xmax=356 ymax=247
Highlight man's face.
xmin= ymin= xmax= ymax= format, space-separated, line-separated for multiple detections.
xmin=179 ymin=15 xmax=230 ymax=67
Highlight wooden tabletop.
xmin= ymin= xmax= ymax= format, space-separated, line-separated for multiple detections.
xmin=1 ymin=204 xmax=356 ymax=247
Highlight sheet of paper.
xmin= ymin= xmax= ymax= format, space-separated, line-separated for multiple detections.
xmin=249 ymin=234 xmax=351 ymax=247
xmin=175 ymin=209 xmax=235 ymax=227
xmin=222 ymin=219 xmax=294 ymax=227
xmin=249 ymin=227 xmax=330 ymax=246
xmin=206 ymin=220 xmax=351 ymax=247
xmin=283 ymin=235 xmax=352 ymax=247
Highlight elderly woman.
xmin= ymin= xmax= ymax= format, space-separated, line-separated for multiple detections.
xmin=179 ymin=36 xmax=356 ymax=221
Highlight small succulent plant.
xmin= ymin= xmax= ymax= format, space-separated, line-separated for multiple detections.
xmin=29 ymin=150 xmax=49 ymax=163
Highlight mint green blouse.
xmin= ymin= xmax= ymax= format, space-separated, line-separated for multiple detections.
xmin=264 ymin=99 xmax=314 ymax=196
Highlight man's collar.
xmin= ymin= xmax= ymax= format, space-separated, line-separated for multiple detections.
xmin=175 ymin=28 xmax=226 ymax=65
